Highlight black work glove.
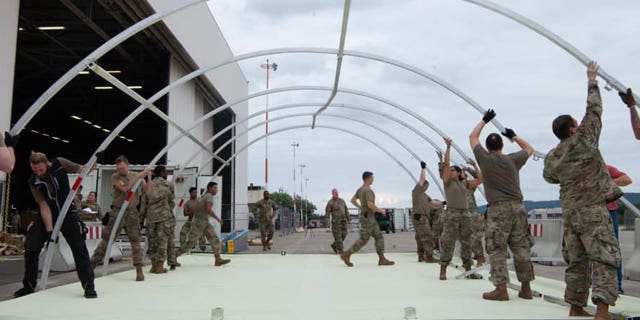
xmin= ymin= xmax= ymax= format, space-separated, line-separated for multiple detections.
xmin=94 ymin=150 xmax=105 ymax=163
xmin=420 ymin=161 xmax=426 ymax=169
xmin=619 ymin=88 xmax=636 ymax=107
xmin=482 ymin=109 xmax=496 ymax=123
xmin=502 ymin=128 xmax=517 ymax=140
xmin=4 ymin=132 xmax=19 ymax=148
xmin=45 ymin=231 xmax=55 ymax=248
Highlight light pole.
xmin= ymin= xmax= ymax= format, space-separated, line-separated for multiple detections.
xmin=299 ymin=164 xmax=306 ymax=226
xmin=260 ymin=59 xmax=277 ymax=189
xmin=291 ymin=141 xmax=299 ymax=227
xmin=304 ymin=177 xmax=309 ymax=227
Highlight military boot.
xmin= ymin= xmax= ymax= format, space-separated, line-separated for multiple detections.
xmin=569 ymin=305 xmax=593 ymax=317
xmin=266 ymin=239 xmax=273 ymax=250
xmin=214 ymin=254 xmax=231 ymax=266
xmin=464 ymin=265 xmax=482 ymax=279
xmin=482 ymin=284 xmax=509 ymax=301
xmin=518 ymin=281 xmax=533 ymax=299
xmin=331 ymin=243 xmax=338 ymax=254
xmin=439 ymin=265 xmax=447 ymax=280
xmin=340 ymin=251 xmax=353 ymax=267
xmin=475 ymin=255 xmax=486 ymax=267
xmin=417 ymin=252 xmax=425 ymax=262
xmin=594 ymin=301 xmax=611 ymax=320
xmin=151 ymin=261 xmax=167 ymax=274
xmin=135 ymin=265 xmax=145 ymax=281
xmin=261 ymin=239 xmax=267 ymax=252
xmin=377 ymin=252 xmax=395 ymax=266
xmin=424 ymin=255 xmax=439 ymax=263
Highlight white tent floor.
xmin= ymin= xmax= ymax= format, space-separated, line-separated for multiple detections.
xmin=1 ymin=253 xmax=639 ymax=320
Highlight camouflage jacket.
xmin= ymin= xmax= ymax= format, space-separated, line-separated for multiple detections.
xmin=325 ymin=197 xmax=350 ymax=223
xmin=142 ymin=177 xmax=175 ymax=223
xmin=254 ymin=199 xmax=278 ymax=223
xmin=543 ymin=80 xmax=622 ymax=209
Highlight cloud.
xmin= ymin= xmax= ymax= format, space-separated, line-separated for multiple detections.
xmin=210 ymin=0 xmax=640 ymax=209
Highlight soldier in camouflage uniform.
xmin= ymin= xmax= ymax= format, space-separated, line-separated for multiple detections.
xmin=543 ymin=62 xmax=622 ymax=319
xmin=429 ymin=198 xmax=444 ymax=250
xmin=411 ymin=161 xmax=437 ymax=263
xmin=91 ymin=155 xmax=148 ymax=282
xmin=141 ymin=166 xmax=176 ymax=274
xmin=81 ymin=191 xmax=103 ymax=222
xmin=176 ymin=182 xmax=230 ymax=266
xmin=470 ymin=108 xmax=535 ymax=301
xmin=325 ymin=188 xmax=350 ymax=254
xmin=179 ymin=187 xmax=207 ymax=251
xmin=340 ymin=171 xmax=394 ymax=267
xmin=254 ymin=191 xmax=278 ymax=251
xmin=462 ymin=163 xmax=486 ymax=267
xmin=439 ymin=138 xmax=483 ymax=280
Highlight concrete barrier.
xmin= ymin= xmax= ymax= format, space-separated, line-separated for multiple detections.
xmin=528 ymin=219 xmax=564 ymax=265
xmin=624 ymin=219 xmax=640 ymax=281
xmin=38 ymin=222 xmax=122 ymax=272
xmin=227 ymin=230 xmax=249 ymax=254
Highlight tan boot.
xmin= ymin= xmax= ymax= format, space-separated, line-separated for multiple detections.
xmin=482 ymin=284 xmax=509 ymax=301
xmin=594 ymin=301 xmax=611 ymax=320
xmin=518 ymin=281 xmax=533 ymax=300
xmin=475 ymin=255 xmax=486 ymax=267
xmin=340 ymin=251 xmax=353 ymax=267
xmin=439 ymin=265 xmax=447 ymax=281
xmin=569 ymin=305 xmax=593 ymax=317
xmin=424 ymin=255 xmax=439 ymax=263
xmin=135 ymin=265 xmax=145 ymax=281
xmin=377 ymin=253 xmax=395 ymax=266
xmin=214 ymin=254 xmax=231 ymax=266
xmin=151 ymin=261 xmax=167 ymax=274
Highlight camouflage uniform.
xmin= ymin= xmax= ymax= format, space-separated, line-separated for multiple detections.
xmin=325 ymin=197 xmax=350 ymax=252
xmin=141 ymin=177 xmax=176 ymax=265
xmin=178 ymin=193 xmax=222 ymax=254
xmin=474 ymin=141 xmax=534 ymax=287
xmin=543 ymin=79 xmax=621 ymax=307
xmin=254 ymin=199 xmax=278 ymax=242
xmin=440 ymin=179 xmax=473 ymax=268
xmin=347 ymin=185 xmax=385 ymax=254
xmin=465 ymin=174 xmax=485 ymax=259
xmin=81 ymin=201 xmax=103 ymax=222
xmin=179 ymin=199 xmax=207 ymax=251
xmin=411 ymin=183 xmax=434 ymax=259
xmin=430 ymin=201 xmax=444 ymax=248
xmin=91 ymin=172 xmax=144 ymax=267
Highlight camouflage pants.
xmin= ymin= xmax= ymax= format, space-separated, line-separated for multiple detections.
xmin=259 ymin=221 xmax=275 ymax=241
xmin=562 ymin=204 xmax=620 ymax=307
xmin=412 ymin=213 xmax=434 ymax=258
xmin=147 ymin=219 xmax=172 ymax=263
xmin=166 ymin=219 xmax=177 ymax=265
xmin=331 ymin=220 xmax=348 ymax=252
xmin=485 ymin=201 xmax=534 ymax=286
xmin=439 ymin=208 xmax=473 ymax=268
xmin=91 ymin=208 xmax=143 ymax=266
xmin=179 ymin=219 xmax=221 ymax=255
xmin=180 ymin=220 xmax=207 ymax=250
xmin=471 ymin=212 xmax=485 ymax=258
xmin=348 ymin=217 xmax=385 ymax=254
xmin=431 ymin=209 xmax=444 ymax=248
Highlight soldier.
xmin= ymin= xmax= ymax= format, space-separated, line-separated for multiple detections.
xmin=439 ymin=138 xmax=483 ymax=280
xmin=0 ymin=132 xmax=17 ymax=173
xmin=429 ymin=198 xmax=444 ymax=251
xmin=81 ymin=191 xmax=103 ymax=222
xmin=411 ymin=161 xmax=437 ymax=263
xmin=91 ymin=155 xmax=148 ymax=282
xmin=180 ymin=187 xmax=207 ymax=252
xmin=462 ymin=162 xmax=486 ymax=267
xmin=141 ymin=166 xmax=176 ymax=274
xmin=14 ymin=152 xmax=96 ymax=298
xmin=325 ymin=188 xmax=350 ymax=254
xmin=175 ymin=182 xmax=230 ymax=267
xmin=340 ymin=171 xmax=394 ymax=267
xmin=618 ymin=88 xmax=640 ymax=139
xmin=470 ymin=108 xmax=535 ymax=301
xmin=544 ymin=62 xmax=622 ymax=319
xmin=254 ymin=191 xmax=278 ymax=251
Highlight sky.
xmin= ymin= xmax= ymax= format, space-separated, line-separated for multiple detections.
xmin=205 ymin=0 xmax=640 ymax=213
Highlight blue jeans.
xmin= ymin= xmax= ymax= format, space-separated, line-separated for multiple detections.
xmin=609 ymin=210 xmax=622 ymax=290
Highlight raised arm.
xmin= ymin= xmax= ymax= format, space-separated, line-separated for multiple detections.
xmin=442 ymin=138 xmax=452 ymax=184
xmin=467 ymin=159 xmax=483 ymax=189
xmin=470 ymin=109 xmax=495 ymax=150
xmin=419 ymin=161 xmax=427 ymax=186
xmin=619 ymin=89 xmax=640 ymax=140
xmin=576 ymin=61 xmax=603 ymax=146
xmin=115 ymin=171 xmax=147 ymax=193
